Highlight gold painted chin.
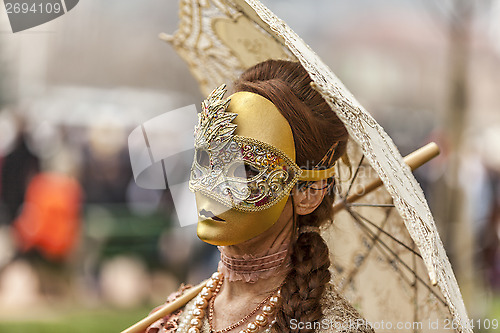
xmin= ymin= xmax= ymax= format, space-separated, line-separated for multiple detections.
xmin=196 ymin=218 xmax=237 ymax=246
xmin=194 ymin=192 xmax=289 ymax=246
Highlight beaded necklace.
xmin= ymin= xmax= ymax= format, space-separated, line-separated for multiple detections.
xmin=181 ymin=272 xmax=281 ymax=333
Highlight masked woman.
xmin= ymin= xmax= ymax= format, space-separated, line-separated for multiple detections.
xmin=144 ymin=59 xmax=374 ymax=333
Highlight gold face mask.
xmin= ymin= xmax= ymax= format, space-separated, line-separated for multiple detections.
xmin=189 ymin=85 xmax=336 ymax=245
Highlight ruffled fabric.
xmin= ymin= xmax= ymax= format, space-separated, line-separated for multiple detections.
xmin=217 ymin=242 xmax=291 ymax=283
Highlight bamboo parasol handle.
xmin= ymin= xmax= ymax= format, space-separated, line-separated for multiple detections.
xmin=120 ymin=280 xmax=207 ymax=333
xmin=333 ymin=142 xmax=440 ymax=213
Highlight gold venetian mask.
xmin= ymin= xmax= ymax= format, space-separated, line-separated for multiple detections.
xmin=189 ymin=85 xmax=336 ymax=245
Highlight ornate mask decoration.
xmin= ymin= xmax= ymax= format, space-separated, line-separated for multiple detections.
xmin=189 ymin=84 xmax=300 ymax=212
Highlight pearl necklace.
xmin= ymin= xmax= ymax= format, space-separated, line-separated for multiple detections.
xmin=180 ymin=272 xmax=281 ymax=333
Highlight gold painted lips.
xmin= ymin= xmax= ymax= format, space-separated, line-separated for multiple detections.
xmin=199 ymin=209 xmax=225 ymax=222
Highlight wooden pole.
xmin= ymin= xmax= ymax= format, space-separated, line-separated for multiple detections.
xmin=120 ymin=280 xmax=207 ymax=333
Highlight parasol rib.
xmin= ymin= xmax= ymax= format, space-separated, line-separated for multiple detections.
xmin=333 ymin=142 xmax=439 ymax=213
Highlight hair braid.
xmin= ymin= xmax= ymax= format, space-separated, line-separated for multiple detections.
xmin=273 ymin=226 xmax=331 ymax=332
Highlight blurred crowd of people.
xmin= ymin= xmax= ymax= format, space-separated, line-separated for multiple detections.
xmin=0 ymin=110 xmax=218 ymax=311
xmin=415 ymin=129 xmax=500 ymax=302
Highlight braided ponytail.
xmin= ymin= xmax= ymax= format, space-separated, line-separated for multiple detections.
xmin=234 ymin=60 xmax=348 ymax=332
xmin=273 ymin=214 xmax=331 ymax=331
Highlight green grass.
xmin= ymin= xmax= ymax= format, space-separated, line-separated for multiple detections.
xmin=0 ymin=306 xmax=152 ymax=333
xmin=0 ymin=296 xmax=499 ymax=333
xmin=492 ymin=297 xmax=500 ymax=316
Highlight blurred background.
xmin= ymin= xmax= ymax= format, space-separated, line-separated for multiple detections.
xmin=0 ymin=0 xmax=499 ymax=332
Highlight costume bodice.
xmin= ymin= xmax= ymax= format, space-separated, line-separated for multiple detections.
xmin=145 ymin=283 xmax=374 ymax=333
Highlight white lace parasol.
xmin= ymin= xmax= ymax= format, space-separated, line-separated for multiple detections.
xmin=159 ymin=1 xmax=472 ymax=332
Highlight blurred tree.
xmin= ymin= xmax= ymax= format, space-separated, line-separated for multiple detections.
xmin=443 ymin=0 xmax=474 ymax=310
xmin=425 ymin=0 xmax=493 ymax=315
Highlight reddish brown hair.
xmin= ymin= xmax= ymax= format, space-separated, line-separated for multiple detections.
xmin=234 ymin=59 xmax=349 ymax=332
